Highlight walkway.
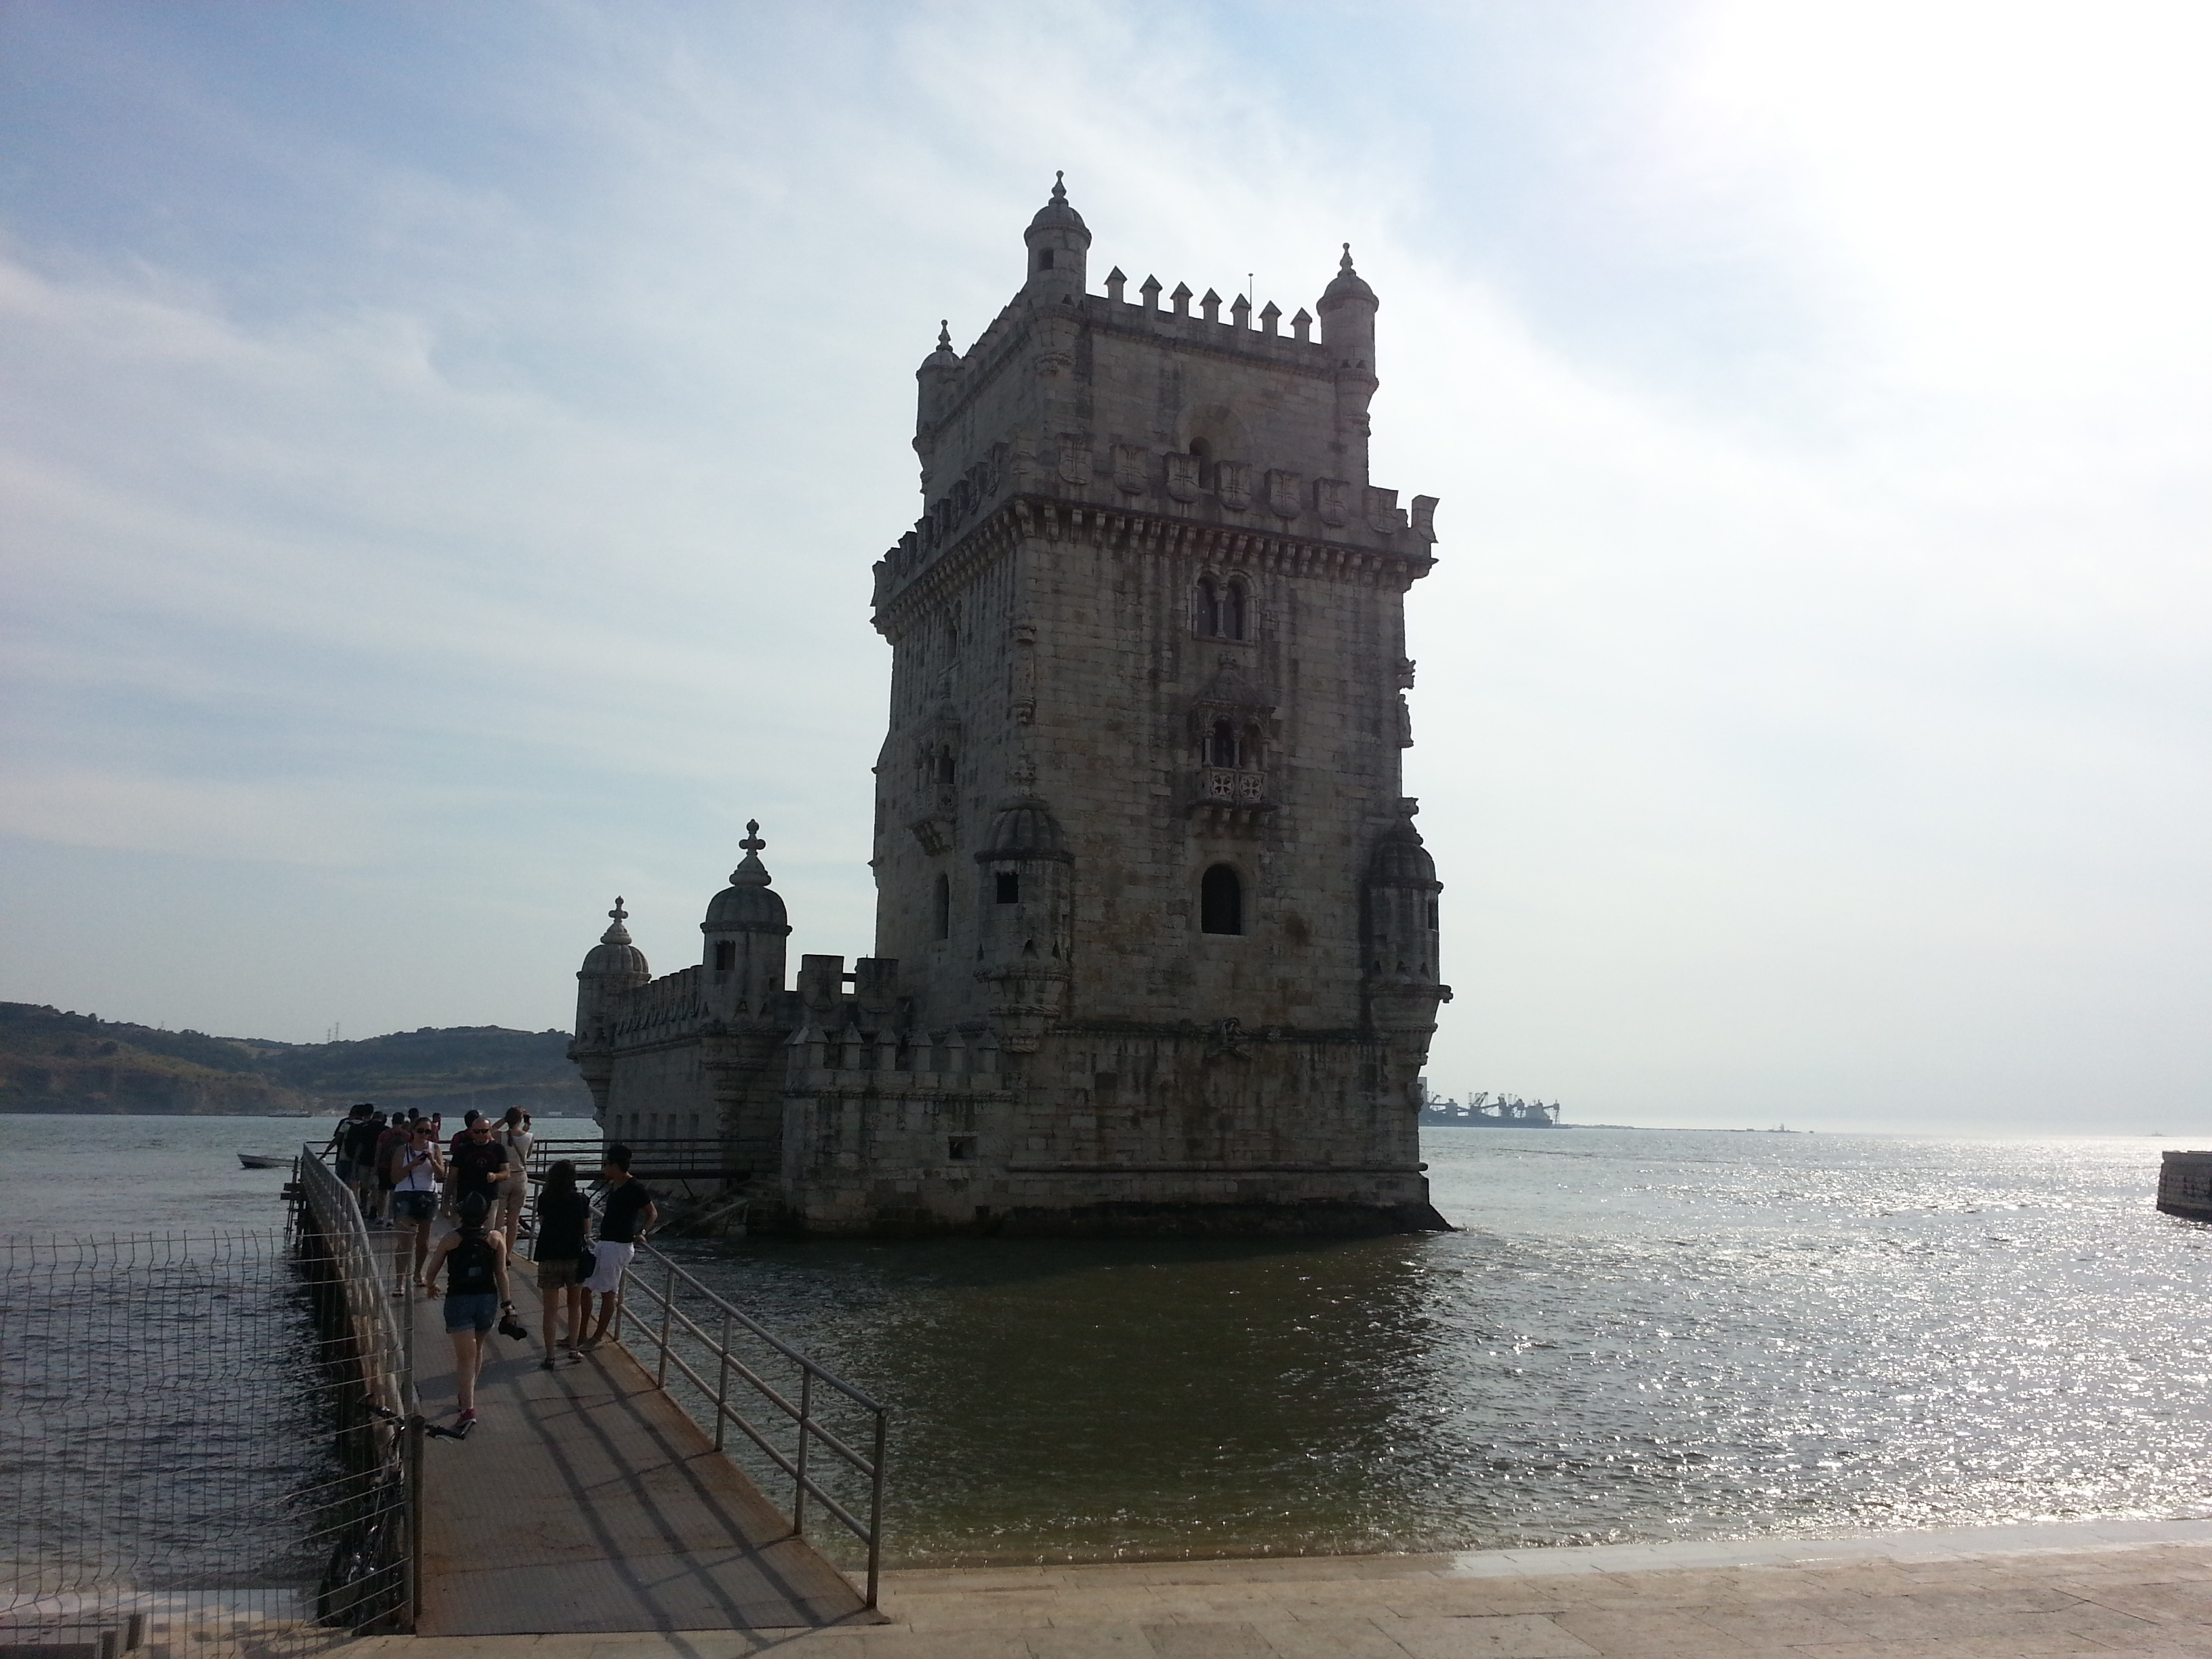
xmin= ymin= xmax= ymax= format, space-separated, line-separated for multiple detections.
xmin=396 ymin=1238 xmax=869 ymax=1636
xmin=342 ymin=1516 xmax=2212 ymax=1657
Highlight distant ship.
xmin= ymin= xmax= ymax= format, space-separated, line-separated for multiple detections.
xmin=1417 ymin=1089 xmax=1560 ymax=1128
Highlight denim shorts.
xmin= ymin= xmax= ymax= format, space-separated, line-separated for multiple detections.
xmin=392 ymin=1191 xmax=436 ymax=1223
xmin=443 ymin=1292 xmax=499 ymax=1333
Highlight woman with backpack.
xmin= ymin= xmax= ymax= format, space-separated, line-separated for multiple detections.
xmin=420 ymin=1191 xmax=513 ymax=1433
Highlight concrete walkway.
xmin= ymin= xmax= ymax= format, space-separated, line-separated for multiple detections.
xmin=340 ymin=1517 xmax=2212 ymax=1658
xmin=396 ymin=1234 xmax=868 ymax=1636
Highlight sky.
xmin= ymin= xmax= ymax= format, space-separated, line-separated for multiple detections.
xmin=2 ymin=1 xmax=2208 ymax=1133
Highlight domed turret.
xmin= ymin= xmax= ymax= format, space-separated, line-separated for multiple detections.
xmin=977 ymin=796 xmax=1070 ymax=862
xmin=701 ymin=821 xmax=791 ymax=1022
xmin=1317 ymin=243 xmax=1380 ymax=481
xmin=703 ymin=821 xmax=791 ymax=933
xmin=581 ymin=897 xmax=651 ymax=979
xmin=1366 ymin=821 xmax=1437 ymax=889
xmin=1022 ymin=171 xmax=1090 ymax=298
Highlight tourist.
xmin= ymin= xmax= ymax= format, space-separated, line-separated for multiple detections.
xmin=369 ymin=1111 xmax=411 ymax=1229
xmin=578 ymin=1143 xmax=656 ymax=1352
xmin=328 ymin=1103 xmax=371 ymax=1191
xmin=389 ymin=1119 xmax=445 ymax=1294
xmin=447 ymin=1109 xmax=481 ymax=1163
xmin=419 ymin=1191 xmax=512 ymax=1433
xmin=344 ymin=1108 xmax=386 ymax=1215
xmin=495 ymin=1107 xmax=534 ymax=1242
xmin=531 ymin=1160 xmax=591 ymax=1366
xmin=445 ymin=1114 xmax=511 ymax=1222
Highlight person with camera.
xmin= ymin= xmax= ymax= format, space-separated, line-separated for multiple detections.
xmin=445 ymin=1113 xmax=512 ymax=1225
xmin=388 ymin=1118 xmax=445 ymax=1295
xmin=420 ymin=1191 xmax=514 ymax=1434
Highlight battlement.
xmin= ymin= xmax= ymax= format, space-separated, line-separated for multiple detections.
xmin=607 ymin=965 xmax=708 ymax=1042
xmin=783 ymin=1023 xmax=1007 ymax=1094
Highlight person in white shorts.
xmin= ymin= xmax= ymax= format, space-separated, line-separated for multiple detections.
xmin=495 ymin=1107 xmax=534 ymax=1242
xmin=579 ymin=1143 xmax=656 ymax=1352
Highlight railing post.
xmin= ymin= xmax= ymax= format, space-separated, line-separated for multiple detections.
xmin=793 ymin=1368 xmax=812 ymax=1534
xmin=867 ymin=1407 xmax=887 ymax=1609
xmin=713 ymin=1310 xmax=731 ymax=1451
xmin=655 ymin=1258 xmax=675 ymax=1387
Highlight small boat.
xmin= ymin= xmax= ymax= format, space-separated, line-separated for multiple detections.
xmin=238 ymin=1153 xmax=291 ymax=1170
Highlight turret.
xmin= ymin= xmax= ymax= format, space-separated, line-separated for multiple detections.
xmin=573 ymin=897 xmax=651 ymax=1117
xmin=1362 ymin=812 xmax=1449 ymax=1040
xmin=973 ymin=795 xmax=1073 ymax=1051
xmin=1317 ymin=243 xmax=1379 ymax=480
xmin=700 ymin=820 xmax=791 ymax=1024
xmin=1021 ymin=171 xmax=1090 ymax=302
xmin=914 ymin=319 xmax=962 ymax=463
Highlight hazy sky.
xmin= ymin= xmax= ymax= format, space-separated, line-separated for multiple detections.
xmin=3 ymin=2 xmax=2207 ymax=1133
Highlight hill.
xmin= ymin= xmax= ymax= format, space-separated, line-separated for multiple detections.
xmin=0 ymin=1003 xmax=590 ymax=1116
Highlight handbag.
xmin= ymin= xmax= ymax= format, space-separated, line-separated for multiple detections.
xmin=577 ymin=1240 xmax=598 ymax=1282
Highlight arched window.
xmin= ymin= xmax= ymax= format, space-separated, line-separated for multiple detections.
xmin=713 ymin=940 xmax=736 ymax=972
xmin=933 ymin=873 xmax=951 ymax=940
xmin=1200 ymin=864 xmax=1243 ymax=935
xmin=1194 ymin=577 xmax=1220 ymax=638
xmin=1207 ymin=718 xmax=1240 ymax=769
xmin=1221 ymin=580 xmax=1248 ymax=641
xmin=936 ymin=750 xmax=956 ymax=795
xmin=1188 ymin=436 xmax=1214 ymax=488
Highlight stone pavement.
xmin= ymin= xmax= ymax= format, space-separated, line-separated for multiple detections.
xmin=394 ymin=1231 xmax=865 ymax=1635
xmin=341 ymin=1517 xmax=2212 ymax=1658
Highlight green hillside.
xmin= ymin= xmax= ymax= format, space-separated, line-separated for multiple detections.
xmin=0 ymin=1002 xmax=590 ymax=1116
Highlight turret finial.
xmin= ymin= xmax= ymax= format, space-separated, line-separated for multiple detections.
xmin=739 ymin=819 xmax=766 ymax=854
xmin=936 ymin=319 xmax=951 ymax=349
xmin=599 ymin=897 xmax=635 ymax=946
xmin=1340 ymin=242 xmax=1355 ymax=272
xmin=609 ymin=896 xmax=628 ymax=924
xmin=1051 ymin=169 xmax=1066 ymax=201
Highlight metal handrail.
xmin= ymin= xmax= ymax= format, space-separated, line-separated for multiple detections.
xmin=611 ymin=1244 xmax=890 ymax=1607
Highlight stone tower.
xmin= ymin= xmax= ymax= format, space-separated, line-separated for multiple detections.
xmin=570 ymin=178 xmax=1451 ymax=1234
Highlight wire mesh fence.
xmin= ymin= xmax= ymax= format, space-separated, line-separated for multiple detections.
xmin=1 ymin=1156 xmax=417 ymax=1659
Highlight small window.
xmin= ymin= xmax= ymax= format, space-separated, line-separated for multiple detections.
xmin=1200 ymin=864 xmax=1243 ymax=935
xmin=1426 ymin=899 xmax=1439 ymax=930
xmin=948 ymin=1134 xmax=977 ymax=1162
xmin=1195 ymin=577 xmax=1220 ymax=637
xmin=1189 ymin=436 xmax=1214 ymax=488
xmin=1222 ymin=581 xmax=1248 ymax=641
xmin=936 ymin=750 xmax=956 ymax=794
xmin=1037 ymin=248 xmax=1054 ymax=271
xmin=933 ymin=873 xmax=951 ymax=939
xmin=712 ymin=940 xmax=736 ymax=972
xmin=996 ymin=872 xmax=1021 ymax=904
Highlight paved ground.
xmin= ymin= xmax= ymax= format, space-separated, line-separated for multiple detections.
xmin=340 ymin=1517 xmax=2212 ymax=1658
xmin=398 ymin=1234 xmax=867 ymax=1636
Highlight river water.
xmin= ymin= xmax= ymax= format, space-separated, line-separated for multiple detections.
xmin=7 ymin=1117 xmax=2211 ymax=1567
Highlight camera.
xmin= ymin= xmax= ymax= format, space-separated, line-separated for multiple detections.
xmin=498 ymin=1307 xmax=529 ymax=1343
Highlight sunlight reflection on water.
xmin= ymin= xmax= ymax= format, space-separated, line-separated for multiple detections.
xmin=669 ymin=1130 xmax=2212 ymax=1565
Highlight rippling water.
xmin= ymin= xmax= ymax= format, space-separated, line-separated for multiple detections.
xmin=666 ymin=1128 xmax=2212 ymax=1565
xmin=11 ymin=1118 xmax=2211 ymax=1568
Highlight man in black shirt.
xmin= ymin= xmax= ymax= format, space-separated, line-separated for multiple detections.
xmin=579 ymin=1143 xmax=657 ymax=1352
xmin=445 ymin=1115 xmax=511 ymax=1223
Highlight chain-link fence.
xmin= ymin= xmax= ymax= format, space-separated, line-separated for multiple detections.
xmin=1 ymin=1154 xmax=418 ymax=1659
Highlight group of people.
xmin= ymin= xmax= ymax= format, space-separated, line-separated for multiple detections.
xmin=327 ymin=1103 xmax=657 ymax=1435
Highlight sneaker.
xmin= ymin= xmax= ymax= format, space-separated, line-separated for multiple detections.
xmin=457 ymin=1408 xmax=477 ymax=1427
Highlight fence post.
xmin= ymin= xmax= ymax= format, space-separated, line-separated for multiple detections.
xmin=867 ymin=1406 xmax=888 ymax=1610
xmin=655 ymin=1258 xmax=676 ymax=1387
xmin=713 ymin=1309 xmax=731 ymax=1451
xmin=794 ymin=1368 xmax=812 ymax=1534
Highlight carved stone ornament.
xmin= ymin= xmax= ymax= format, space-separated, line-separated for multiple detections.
xmin=1217 ymin=460 xmax=1254 ymax=512
xmin=907 ymin=816 xmax=951 ymax=857
xmin=1164 ymin=451 xmax=1201 ymax=503
xmin=1364 ymin=485 xmax=1404 ymax=534
xmin=1057 ymin=433 xmax=1092 ymax=486
xmin=1113 ymin=443 xmax=1149 ymax=496
xmin=1315 ymin=477 xmax=1349 ymax=527
xmin=1265 ymin=469 xmax=1302 ymax=520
